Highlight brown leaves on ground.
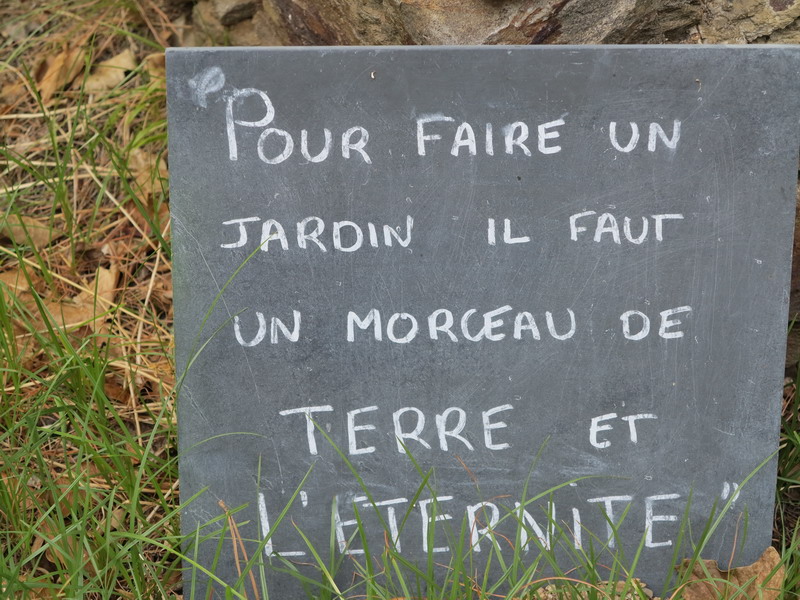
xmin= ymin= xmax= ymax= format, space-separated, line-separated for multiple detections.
xmin=0 ymin=267 xmax=31 ymax=298
xmin=42 ymin=262 xmax=120 ymax=332
xmin=35 ymin=44 xmax=85 ymax=104
xmin=673 ymin=547 xmax=784 ymax=600
xmin=130 ymin=147 xmax=168 ymax=201
xmin=1 ymin=214 xmax=55 ymax=249
xmin=128 ymin=148 xmax=170 ymax=236
xmin=0 ymin=39 xmax=86 ymax=106
xmin=0 ymin=251 xmax=120 ymax=365
xmin=143 ymin=52 xmax=166 ymax=81
xmin=84 ymin=48 xmax=137 ymax=93
xmin=1 ymin=3 xmax=178 ymax=597
xmin=1 ymin=43 xmax=149 ymax=107
xmin=2 ymin=42 xmax=87 ymax=107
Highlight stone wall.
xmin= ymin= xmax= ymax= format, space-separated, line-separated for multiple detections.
xmin=186 ymin=0 xmax=800 ymax=46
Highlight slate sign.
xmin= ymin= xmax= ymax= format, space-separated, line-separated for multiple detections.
xmin=167 ymin=47 xmax=800 ymax=597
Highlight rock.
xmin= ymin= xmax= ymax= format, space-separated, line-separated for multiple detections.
xmin=555 ymin=0 xmax=701 ymax=44
xmin=184 ymin=0 xmax=800 ymax=47
xmin=250 ymin=6 xmax=291 ymax=46
xmin=395 ymin=0 xmax=700 ymax=45
xmin=249 ymin=0 xmax=702 ymax=45
xmin=761 ymin=16 xmax=800 ymax=42
xmin=213 ymin=0 xmax=258 ymax=26
xmin=265 ymin=0 xmax=412 ymax=45
xmin=190 ymin=0 xmax=226 ymax=45
xmin=396 ymin=0 xmax=548 ymax=45
xmin=699 ymin=0 xmax=800 ymax=42
xmin=161 ymin=0 xmax=194 ymax=18
xmin=228 ymin=17 xmax=261 ymax=45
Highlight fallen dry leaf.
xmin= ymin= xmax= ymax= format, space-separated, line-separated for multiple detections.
xmin=129 ymin=147 xmax=168 ymax=199
xmin=1 ymin=215 xmax=53 ymax=249
xmin=104 ymin=379 xmax=130 ymax=404
xmin=143 ymin=52 xmax=166 ymax=80
xmin=36 ymin=45 xmax=84 ymax=104
xmin=675 ymin=547 xmax=784 ymax=600
xmin=93 ymin=502 xmax=128 ymax=532
xmin=109 ymin=506 xmax=126 ymax=530
xmin=0 ymin=268 xmax=31 ymax=296
xmin=1 ymin=81 xmax=26 ymax=106
xmin=128 ymin=148 xmax=170 ymax=235
xmin=42 ymin=264 xmax=119 ymax=331
xmin=0 ymin=268 xmax=34 ymax=324
xmin=85 ymin=48 xmax=136 ymax=93
xmin=27 ymin=586 xmax=58 ymax=600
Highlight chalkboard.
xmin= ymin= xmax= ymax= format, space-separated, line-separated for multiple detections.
xmin=166 ymin=46 xmax=800 ymax=597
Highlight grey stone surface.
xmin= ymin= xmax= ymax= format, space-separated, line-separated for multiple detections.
xmin=167 ymin=46 xmax=800 ymax=598
xmin=212 ymin=0 xmax=258 ymax=26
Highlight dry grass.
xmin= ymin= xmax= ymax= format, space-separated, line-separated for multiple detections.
xmin=1 ymin=0 xmax=180 ymax=597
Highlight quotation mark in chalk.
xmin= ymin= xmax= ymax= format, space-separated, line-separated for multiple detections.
xmin=721 ymin=481 xmax=740 ymax=504
xmin=188 ymin=66 xmax=225 ymax=108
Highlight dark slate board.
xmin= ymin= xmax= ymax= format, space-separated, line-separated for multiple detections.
xmin=166 ymin=46 xmax=800 ymax=598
